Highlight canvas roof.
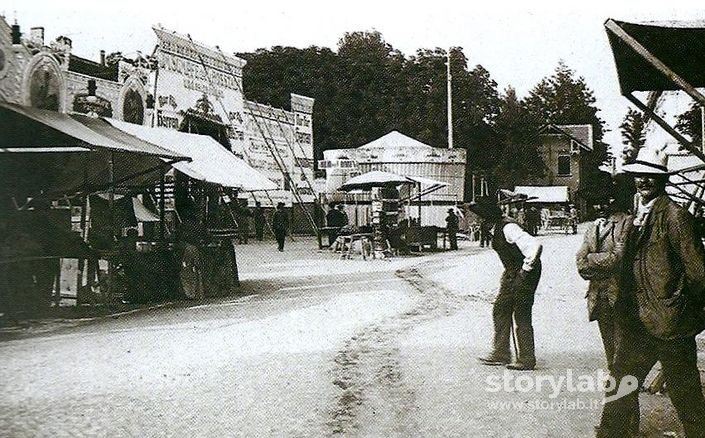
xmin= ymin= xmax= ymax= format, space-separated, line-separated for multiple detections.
xmin=107 ymin=119 xmax=277 ymax=191
xmin=606 ymin=19 xmax=705 ymax=93
xmin=514 ymin=186 xmax=569 ymax=203
xmin=0 ymin=102 xmax=183 ymax=158
xmin=358 ymin=131 xmax=434 ymax=150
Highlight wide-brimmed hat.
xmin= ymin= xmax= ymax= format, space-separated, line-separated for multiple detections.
xmin=622 ymin=147 xmax=670 ymax=175
xmin=468 ymin=196 xmax=503 ymax=220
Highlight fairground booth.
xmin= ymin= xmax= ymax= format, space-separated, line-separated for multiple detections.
xmin=0 ymin=18 xmax=277 ymax=318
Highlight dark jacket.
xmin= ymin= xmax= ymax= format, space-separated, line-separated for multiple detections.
xmin=624 ymin=195 xmax=705 ymax=339
xmin=576 ymin=212 xmax=632 ymax=321
xmin=272 ymin=209 xmax=289 ymax=232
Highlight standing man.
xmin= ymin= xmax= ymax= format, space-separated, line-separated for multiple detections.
xmin=575 ymin=185 xmax=632 ymax=373
xmin=445 ymin=208 xmax=459 ymax=250
xmin=253 ymin=201 xmax=265 ymax=241
xmin=597 ymin=147 xmax=705 ymax=438
xmin=272 ymin=202 xmax=289 ymax=252
xmin=326 ymin=204 xmax=343 ymax=247
xmin=472 ymin=196 xmax=543 ymax=370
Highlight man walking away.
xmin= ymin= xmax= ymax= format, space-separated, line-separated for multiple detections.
xmin=597 ymin=147 xmax=705 ymax=438
xmin=272 ymin=202 xmax=289 ymax=252
xmin=472 ymin=196 xmax=543 ymax=371
xmin=446 ymin=208 xmax=459 ymax=250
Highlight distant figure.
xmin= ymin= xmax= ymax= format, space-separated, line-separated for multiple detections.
xmin=326 ymin=204 xmax=344 ymax=246
xmin=568 ymin=204 xmax=578 ymax=234
xmin=527 ymin=206 xmax=540 ymax=236
xmin=253 ymin=201 xmax=265 ymax=241
xmin=337 ymin=204 xmax=349 ymax=226
xmin=479 ymin=219 xmax=492 ymax=248
xmin=446 ymin=208 xmax=459 ymax=250
xmin=237 ymin=200 xmax=251 ymax=244
xmin=272 ymin=202 xmax=289 ymax=252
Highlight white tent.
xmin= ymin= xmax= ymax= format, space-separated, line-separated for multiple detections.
xmin=107 ymin=119 xmax=277 ymax=191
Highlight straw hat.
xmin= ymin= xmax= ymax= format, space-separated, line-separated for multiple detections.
xmin=622 ymin=146 xmax=670 ymax=175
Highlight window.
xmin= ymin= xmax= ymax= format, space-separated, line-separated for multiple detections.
xmin=557 ymin=155 xmax=571 ymax=176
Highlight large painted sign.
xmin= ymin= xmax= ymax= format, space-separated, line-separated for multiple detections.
xmin=153 ymin=26 xmax=315 ymax=207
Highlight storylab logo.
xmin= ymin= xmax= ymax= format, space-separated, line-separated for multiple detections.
xmin=482 ymin=369 xmax=639 ymax=403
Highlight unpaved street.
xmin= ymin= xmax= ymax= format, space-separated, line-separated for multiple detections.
xmin=0 ymin=233 xmax=702 ymax=437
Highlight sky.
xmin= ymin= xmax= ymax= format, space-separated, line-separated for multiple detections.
xmin=4 ymin=0 xmax=705 ymax=153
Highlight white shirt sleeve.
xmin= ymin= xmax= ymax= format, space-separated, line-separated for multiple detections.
xmin=503 ymin=223 xmax=543 ymax=271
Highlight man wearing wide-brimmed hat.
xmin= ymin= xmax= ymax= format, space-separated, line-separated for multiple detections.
xmin=597 ymin=147 xmax=705 ymax=438
xmin=471 ymin=196 xmax=543 ymax=371
xmin=445 ymin=208 xmax=459 ymax=250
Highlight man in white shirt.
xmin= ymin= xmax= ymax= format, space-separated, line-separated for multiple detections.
xmin=471 ymin=196 xmax=543 ymax=370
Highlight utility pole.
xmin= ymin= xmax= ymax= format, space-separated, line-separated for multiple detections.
xmin=447 ymin=48 xmax=453 ymax=149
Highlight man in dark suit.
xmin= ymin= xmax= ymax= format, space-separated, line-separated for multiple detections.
xmin=471 ymin=196 xmax=543 ymax=371
xmin=272 ymin=202 xmax=289 ymax=252
xmin=597 ymin=147 xmax=705 ymax=438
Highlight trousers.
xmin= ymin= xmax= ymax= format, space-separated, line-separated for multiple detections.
xmin=490 ymin=264 xmax=541 ymax=365
xmin=598 ymin=323 xmax=705 ymax=438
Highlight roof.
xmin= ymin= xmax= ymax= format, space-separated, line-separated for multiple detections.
xmin=513 ymin=186 xmax=569 ymax=203
xmin=541 ymin=124 xmax=593 ymax=151
xmin=358 ymin=131 xmax=435 ymax=150
xmin=68 ymin=54 xmax=118 ymax=81
xmin=605 ymin=19 xmax=705 ymax=93
xmin=0 ymin=102 xmax=184 ymax=159
xmin=106 ymin=119 xmax=277 ymax=191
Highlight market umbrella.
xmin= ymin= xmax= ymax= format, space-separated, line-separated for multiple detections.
xmin=338 ymin=170 xmax=413 ymax=191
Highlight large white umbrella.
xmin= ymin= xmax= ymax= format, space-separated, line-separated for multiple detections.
xmin=338 ymin=170 xmax=412 ymax=191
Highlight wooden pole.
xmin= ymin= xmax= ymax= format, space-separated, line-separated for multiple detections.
xmin=447 ymin=49 xmax=453 ymax=149
xmin=107 ymin=152 xmax=114 ymax=306
xmin=625 ymin=93 xmax=705 ymax=163
xmin=159 ymin=166 xmax=166 ymax=241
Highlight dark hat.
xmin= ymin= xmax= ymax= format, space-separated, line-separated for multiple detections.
xmin=468 ymin=196 xmax=503 ymax=220
xmin=447 ymin=208 xmax=455 ymax=213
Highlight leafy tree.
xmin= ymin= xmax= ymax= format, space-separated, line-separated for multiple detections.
xmin=493 ymin=87 xmax=544 ymax=187
xmin=676 ymin=101 xmax=703 ymax=147
xmin=620 ymin=108 xmax=646 ymax=164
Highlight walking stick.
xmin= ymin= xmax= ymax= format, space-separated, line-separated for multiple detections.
xmin=510 ymin=314 xmax=519 ymax=362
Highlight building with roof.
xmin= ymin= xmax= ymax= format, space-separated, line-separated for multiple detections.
xmin=519 ymin=123 xmax=594 ymax=210
xmin=320 ymin=130 xmax=466 ymax=226
xmin=0 ymin=18 xmax=315 ymax=212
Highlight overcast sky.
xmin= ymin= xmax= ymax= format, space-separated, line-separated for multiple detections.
xmin=5 ymin=1 xmax=705 ymax=151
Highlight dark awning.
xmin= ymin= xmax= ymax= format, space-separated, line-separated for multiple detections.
xmin=606 ymin=19 xmax=705 ymax=94
xmin=0 ymin=103 xmax=187 ymax=197
xmin=0 ymin=102 xmax=185 ymax=159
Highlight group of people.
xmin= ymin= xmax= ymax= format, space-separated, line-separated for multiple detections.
xmin=235 ymin=201 xmax=290 ymax=252
xmin=470 ymin=146 xmax=705 ymax=437
xmin=579 ymin=147 xmax=705 ymax=437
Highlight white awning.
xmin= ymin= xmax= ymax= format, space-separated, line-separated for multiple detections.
xmin=106 ymin=119 xmax=277 ymax=191
xmin=514 ymin=186 xmax=569 ymax=203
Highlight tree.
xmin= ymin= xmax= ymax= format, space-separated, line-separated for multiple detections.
xmin=620 ymin=108 xmax=646 ymax=164
xmin=676 ymin=101 xmax=703 ymax=147
xmin=493 ymin=87 xmax=544 ymax=187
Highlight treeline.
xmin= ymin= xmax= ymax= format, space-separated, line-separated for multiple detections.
xmin=238 ymin=30 xmax=610 ymax=201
